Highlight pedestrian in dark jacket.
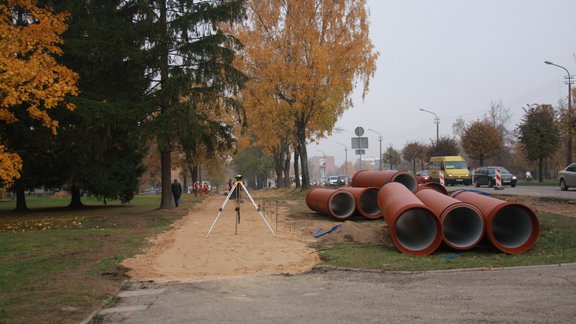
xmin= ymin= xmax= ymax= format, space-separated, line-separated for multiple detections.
xmin=171 ymin=179 xmax=183 ymax=207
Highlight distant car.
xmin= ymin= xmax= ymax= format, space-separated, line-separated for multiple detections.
xmin=559 ymin=163 xmax=576 ymax=191
xmin=327 ymin=175 xmax=339 ymax=187
xmin=474 ymin=166 xmax=517 ymax=187
xmin=336 ymin=175 xmax=350 ymax=187
xmin=416 ymin=170 xmax=430 ymax=184
xmin=143 ymin=187 xmax=161 ymax=194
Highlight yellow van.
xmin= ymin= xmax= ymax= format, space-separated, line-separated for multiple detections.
xmin=428 ymin=156 xmax=471 ymax=186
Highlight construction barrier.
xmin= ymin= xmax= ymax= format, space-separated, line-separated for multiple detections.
xmin=494 ymin=168 xmax=503 ymax=190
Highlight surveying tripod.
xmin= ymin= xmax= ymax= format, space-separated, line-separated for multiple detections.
xmin=206 ymin=177 xmax=276 ymax=237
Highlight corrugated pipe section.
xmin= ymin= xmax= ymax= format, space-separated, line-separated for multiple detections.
xmin=351 ymin=170 xmax=418 ymax=192
xmin=415 ymin=188 xmax=484 ymax=250
xmin=339 ymin=187 xmax=381 ymax=219
xmin=305 ymin=188 xmax=356 ymax=220
xmin=451 ymin=190 xmax=539 ymax=254
xmin=377 ymin=182 xmax=443 ymax=256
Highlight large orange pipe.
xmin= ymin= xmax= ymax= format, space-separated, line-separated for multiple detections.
xmin=415 ymin=182 xmax=448 ymax=195
xmin=351 ymin=170 xmax=418 ymax=192
xmin=377 ymin=182 xmax=443 ymax=256
xmin=305 ymin=188 xmax=356 ymax=220
xmin=339 ymin=187 xmax=381 ymax=219
xmin=451 ymin=191 xmax=539 ymax=254
xmin=415 ymin=188 xmax=484 ymax=250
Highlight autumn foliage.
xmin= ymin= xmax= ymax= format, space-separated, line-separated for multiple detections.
xmin=230 ymin=0 xmax=378 ymax=188
xmin=0 ymin=0 xmax=78 ymax=185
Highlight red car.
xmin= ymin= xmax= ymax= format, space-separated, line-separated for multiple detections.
xmin=416 ymin=170 xmax=430 ymax=184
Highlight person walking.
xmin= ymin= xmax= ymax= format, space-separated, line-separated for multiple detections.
xmin=171 ymin=179 xmax=183 ymax=207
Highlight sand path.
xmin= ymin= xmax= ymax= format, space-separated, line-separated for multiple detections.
xmin=122 ymin=193 xmax=319 ymax=282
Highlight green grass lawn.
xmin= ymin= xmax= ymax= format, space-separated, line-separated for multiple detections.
xmin=0 ymin=193 xmax=202 ymax=324
xmin=316 ymin=211 xmax=576 ymax=271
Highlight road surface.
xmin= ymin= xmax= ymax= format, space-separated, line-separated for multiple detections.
xmin=97 ymin=264 xmax=576 ymax=323
xmin=449 ymin=184 xmax=575 ymax=200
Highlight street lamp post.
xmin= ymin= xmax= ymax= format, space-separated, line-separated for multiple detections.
xmin=317 ymin=150 xmax=326 ymax=183
xmin=419 ymin=108 xmax=440 ymax=142
xmin=367 ymin=129 xmax=383 ymax=170
xmin=336 ymin=142 xmax=348 ymax=177
xmin=545 ymin=60 xmax=573 ymax=165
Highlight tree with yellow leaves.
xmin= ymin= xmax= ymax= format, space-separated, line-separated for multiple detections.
xmin=0 ymin=0 xmax=78 ymax=185
xmin=231 ymin=0 xmax=378 ymax=189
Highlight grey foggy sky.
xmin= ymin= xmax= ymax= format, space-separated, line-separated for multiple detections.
xmin=307 ymin=0 xmax=576 ymax=166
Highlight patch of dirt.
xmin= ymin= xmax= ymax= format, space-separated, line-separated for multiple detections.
xmin=494 ymin=195 xmax=576 ymax=218
xmin=317 ymin=220 xmax=392 ymax=245
xmin=122 ymin=193 xmax=320 ymax=282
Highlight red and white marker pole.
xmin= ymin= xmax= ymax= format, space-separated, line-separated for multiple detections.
xmin=439 ymin=170 xmax=445 ymax=186
xmin=495 ymin=168 xmax=503 ymax=190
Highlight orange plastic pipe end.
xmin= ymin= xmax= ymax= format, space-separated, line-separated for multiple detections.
xmin=339 ymin=187 xmax=381 ymax=219
xmin=351 ymin=170 xmax=418 ymax=192
xmin=377 ymin=182 xmax=443 ymax=256
xmin=415 ymin=188 xmax=485 ymax=250
xmin=451 ymin=191 xmax=539 ymax=254
xmin=415 ymin=182 xmax=448 ymax=195
xmin=305 ymin=188 xmax=356 ymax=220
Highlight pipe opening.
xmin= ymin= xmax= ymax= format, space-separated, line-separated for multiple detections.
xmin=395 ymin=208 xmax=438 ymax=251
xmin=394 ymin=173 xmax=417 ymax=192
xmin=329 ymin=192 xmax=356 ymax=218
xmin=492 ymin=205 xmax=534 ymax=249
xmin=359 ymin=188 xmax=380 ymax=216
xmin=443 ymin=207 xmax=484 ymax=249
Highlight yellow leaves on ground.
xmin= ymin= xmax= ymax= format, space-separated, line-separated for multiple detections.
xmin=0 ymin=215 xmax=85 ymax=232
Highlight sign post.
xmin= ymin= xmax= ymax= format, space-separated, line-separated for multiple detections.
xmin=352 ymin=127 xmax=369 ymax=169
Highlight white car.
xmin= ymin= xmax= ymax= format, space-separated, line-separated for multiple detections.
xmin=327 ymin=176 xmax=339 ymax=186
xmin=559 ymin=163 xmax=576 ymax=191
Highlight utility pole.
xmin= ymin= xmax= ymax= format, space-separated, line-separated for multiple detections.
xmin=337 ymin=142 xmax=348 ymax=176
xmin=419 ymin=108 xmax=440 ymax=143
xmin=368 ymin=129 xmax=383 ymax=170
xmin=545 ymin=61 xmax=573 ymax=165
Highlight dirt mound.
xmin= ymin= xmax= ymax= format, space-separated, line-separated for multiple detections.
xmin=317 ymin=220 xmax=392 ymax=245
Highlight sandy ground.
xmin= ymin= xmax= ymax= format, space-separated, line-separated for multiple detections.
xmin=122 ymin=193 xmax=320 ymax=282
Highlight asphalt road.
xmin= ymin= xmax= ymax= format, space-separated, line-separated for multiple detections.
xmin=97 ymin=264 xmax=576 ymax=323
xmin=448 ymin=184 xmax=576 ymax=200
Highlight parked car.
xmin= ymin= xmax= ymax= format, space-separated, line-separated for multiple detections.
xmin=474 ymin=166 xmax=517 ymax=187
xmin=416 ymin=170 xmax=430 ymax=184
xmin=327 ymin=175 xmax=339 ymax=187
xmin=337 ymin=175 xmax=350 ymax=187
xmin=559 ymin=163 xmax=576 ymax=191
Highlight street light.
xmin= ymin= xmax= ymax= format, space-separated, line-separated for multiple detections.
xmin=317 ymin=150 xmax=326 ymax=182
xmin=367 ymin=129 xmax=383 ymax=170
xmin=336 ymin=142 xmax=348 ymax=176
xmin=419 ymin=108 xmax=440 ymax=142
xmin=545 ymin=60 xmax=573 ymax=165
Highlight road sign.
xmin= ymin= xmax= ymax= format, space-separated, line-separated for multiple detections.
xmin=355 ymin=127 xmax=364 ymax=136
xmin=355 ymin=149 xmax=365 ymax=155
xmin=351 ymin=137 xmax=368 ymax=149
